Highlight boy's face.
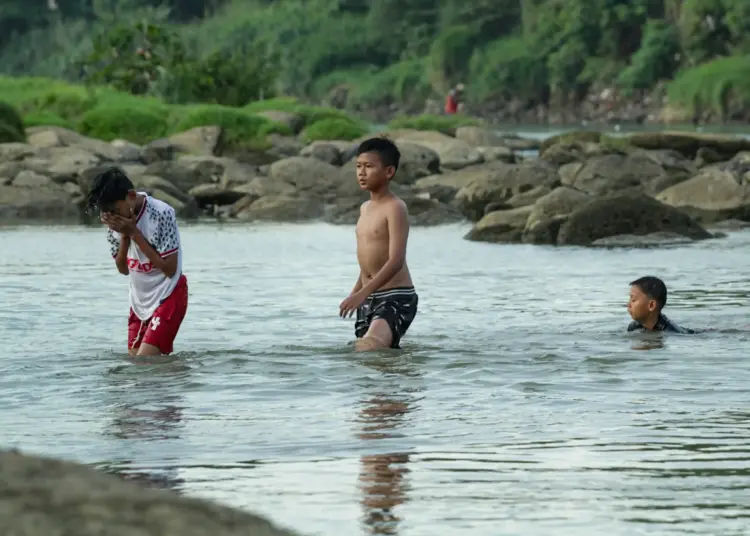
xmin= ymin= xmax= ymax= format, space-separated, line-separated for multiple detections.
xmin=102 ymin=191 xmax=137 ymax=218
xmin=628 ymin=285 xmax=657 ymax=321
xmin=356 ymin=152 xmax=394 ymax=191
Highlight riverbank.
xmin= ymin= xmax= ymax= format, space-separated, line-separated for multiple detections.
xmin=2 ymin=78 xmax=750 ymax=248
xmin=3 ymin=122 xmax=750 ymax=248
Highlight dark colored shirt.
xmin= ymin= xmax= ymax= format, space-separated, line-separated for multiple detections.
xmin=627 ymin=313 xmax=694 ymax=334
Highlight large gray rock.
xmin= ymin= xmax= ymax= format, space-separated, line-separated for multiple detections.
xmin=236 ymin=195 xmax=324 ymax=222
xmin=557 ymin=192 xmax=713 ymax=246
xmin=0 ymin=143 xmax=36 ymax=162
xmin=145 ymin=157 xmax=224 ymax=193
xmin=464 ymin=205 xmax=533 ymax=243
xmin=454 ymin=161 xmax=560 ymax=220
xmin=656 ymin=165 xmax=750 ymax=222
xmin=564 ymin=153 xmax=667 ymax=196
xmin=0 ymin=448 xmax=301 ymax=536
xmin=300 ymin=141 xmax=346 ymax=165
xmin=523 ymin=186 xmax=591 ymax=244
xmin=0 ymin=184 xmax=80 ymax=221
xmin=393 ymin=131 xmax=483 ymax=170
xmin=25 ymin=126 xmax=135 ymax=162
xmin=625 ymin=131 xmax=750 ymax=159
xmin=167 ymin=126 xmax=224 ymax=157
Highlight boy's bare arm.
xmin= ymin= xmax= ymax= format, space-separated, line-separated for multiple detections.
xmin=131 ymin=230 xmax=179 ymax=277
xmin=349 ymin=201 xmax=366 ymax=294
xmin=350 ymin=272 xmax=363 ymax=295
xmin=115 ymin=236 xmax=130 ymax=275
xmin=358 ymin=201 xmax=409 ymax=296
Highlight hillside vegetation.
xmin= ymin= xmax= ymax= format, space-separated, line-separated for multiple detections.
xmin=3 ymin=0 xmax=750 ymax=120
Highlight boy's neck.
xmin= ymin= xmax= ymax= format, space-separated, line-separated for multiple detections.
xmin=641 ymin=311 xmax=661 ymax=330
xmin=133 ymin=193 xmax=145 ymax=214
xmin=369 ymin=187 xmax=391 ymax=201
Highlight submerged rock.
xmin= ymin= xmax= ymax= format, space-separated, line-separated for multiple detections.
xmin=0 ymin=448 xmax=302 ymax=536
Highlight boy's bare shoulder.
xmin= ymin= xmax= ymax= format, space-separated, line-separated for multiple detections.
xmin=386 ymin=195 xmax=408 ymax=215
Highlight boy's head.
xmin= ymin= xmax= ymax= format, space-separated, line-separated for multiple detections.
xmin=628 ymin=276 xmax=668 ymax=322
xmin=355 ymin=137 xmax=400 ymax=192
xmin=86 ymin=167 xmax=137 ymax=217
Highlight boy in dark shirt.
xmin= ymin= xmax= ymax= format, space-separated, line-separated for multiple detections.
xmin=627 ymin=276 xmax=694 ymax=334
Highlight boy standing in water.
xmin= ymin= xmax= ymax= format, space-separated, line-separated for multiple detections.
xmin=339 ymin=138 xmax=418 ymax=350
xmin=87 ymin=167 xmax=188 ymax=356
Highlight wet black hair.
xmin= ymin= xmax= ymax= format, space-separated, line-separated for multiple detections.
xmin=630 ymin=276 xmax=668 ymax=310
xmin=86 ymin=167 xmax=134 ymax=214
xmin=357 ymin=137 xmax=401 ymax=172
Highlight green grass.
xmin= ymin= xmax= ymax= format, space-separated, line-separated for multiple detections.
xmin=0 ymin=100 xmax=25 ymax=142
xmin=388 ymin=113 xmax=481 ymax=133
xmin=667 ymin=56 xmax=750 ymax=118
xmin=78 ymin=105 xmax=170 ymax=144
xmin=0 ymin=76 xmax=368 ymax=146
xmin=172 ymin=104 xmax=292 ymax=149
xmin=244 ymin=98 xmax=361 ymax=127
xmin=22 ymin=111 xmax=74 ymax=129
xmin=0 ymin=123 xmax=24 ymax=143
xmin=301 ymin=118 xmax=368 ymax=143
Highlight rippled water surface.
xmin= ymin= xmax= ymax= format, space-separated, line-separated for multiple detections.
xmin=1 ymin=222 xmax=749 ymax=536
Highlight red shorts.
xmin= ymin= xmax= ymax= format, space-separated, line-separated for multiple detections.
xmin=128 ymin=275 xmax=188 ymax=354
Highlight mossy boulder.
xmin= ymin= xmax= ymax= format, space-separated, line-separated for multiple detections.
xmin=301 ymin=118 xmax=368 ymax=143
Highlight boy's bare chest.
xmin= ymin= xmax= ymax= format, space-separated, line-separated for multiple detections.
xmin=356 ymin=213 xmax=388 ymax=241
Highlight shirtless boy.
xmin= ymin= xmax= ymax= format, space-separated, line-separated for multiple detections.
xmin=86 ymin=167 xmax=188 ymax=356
xmin=339 ymin=138 xmax=418 ymax=350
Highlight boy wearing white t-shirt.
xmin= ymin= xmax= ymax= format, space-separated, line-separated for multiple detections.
xmin=87 ymin=167 xmax=188 ymax=356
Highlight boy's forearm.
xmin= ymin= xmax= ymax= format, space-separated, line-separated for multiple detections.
xmin=351 ymin=273 xmax=363 ymax=294
xmin=131 ymin=230 xmax=175 ymax=277
xmin=115 ymin=237 xmax=130 ymax=275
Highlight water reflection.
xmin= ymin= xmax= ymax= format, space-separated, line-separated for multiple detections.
xmin=354 ymin=354 xmax=424 ymax=535
xmin=630 ymin=336 xmax=666 ymax=351
xmin=97 ymin=358 xmax=192 ymax=492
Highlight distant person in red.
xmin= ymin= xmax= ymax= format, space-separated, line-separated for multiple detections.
xmin=444 ymin=83 xmax=464 ymax=115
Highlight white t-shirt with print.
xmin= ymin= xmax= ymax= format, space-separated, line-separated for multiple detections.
xmin=106 ymin=193 xmax=183 ymax=321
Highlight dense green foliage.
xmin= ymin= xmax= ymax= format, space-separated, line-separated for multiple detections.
xmin=0 ymin=77 xmax=341 ymax=146
xmin=0 ymin=101 xmax=26 ymax=142
xmin=4 ymin=0 xmax=750 ymax=119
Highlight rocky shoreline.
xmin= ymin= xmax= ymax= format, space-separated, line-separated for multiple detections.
xmin=1 ymin=123 xmax=749 ymax=247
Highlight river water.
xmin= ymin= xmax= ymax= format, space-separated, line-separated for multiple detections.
xmin=1 ymin=219 xmax=749 ymax=535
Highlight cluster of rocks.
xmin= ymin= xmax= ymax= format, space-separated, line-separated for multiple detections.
xmin=0 ymin=448 xmax=301 ymax=536
xmin=0 ymin=124 xmax=533 ymax=226
xmin=1 ymin=123 xmax=749 ymax=247
xmin=459 ymin=130 xmax=750 ymax=246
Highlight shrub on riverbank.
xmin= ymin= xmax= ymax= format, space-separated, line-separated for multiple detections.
xmin=667 ymin=56 xmax=750 ymax=119
xmin=0 ymin=76 xmax=367 ymax=146
xmin=78 ymin=105 xmax=170 ymax=144
xmin=0 ymin=101 xmax=25 ymax=142
xmin=244 ymin=98 xmax=360 ymax=127
xmin=173 ymin=105 xmax=292 ymax=149
xmin=23 ymin=112 xmax=74 ymax=129
xmin=388 ymin=114 xmax=480 ymax=133
xmin=8 ymin=0 xmax=750 ymax=123
xmin=301 ymin=118 xmax=367 ymax=143
xmin=0 ymin=123 xmax=24 ymax=143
